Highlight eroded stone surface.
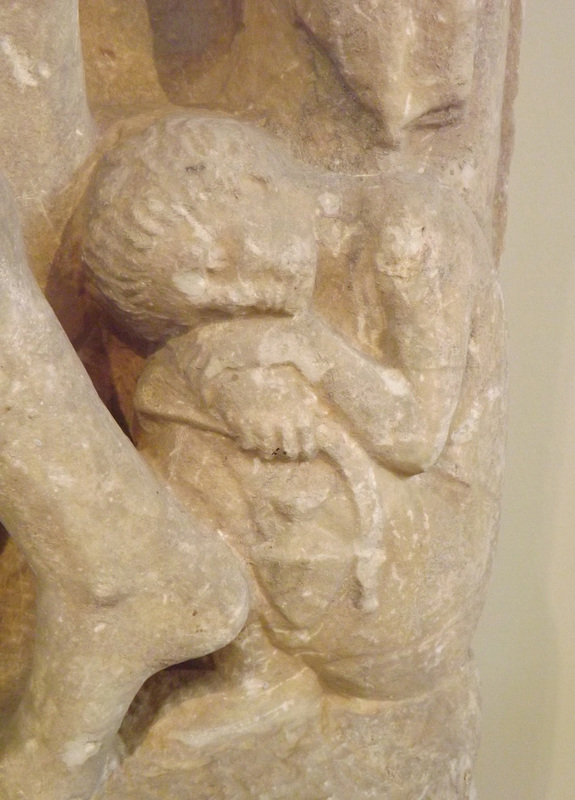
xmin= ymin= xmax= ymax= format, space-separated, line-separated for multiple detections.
xmin=0 ymin=1 xmax=520 ymax=798
xmin=0 ymin=175 xmax=248 ymax=800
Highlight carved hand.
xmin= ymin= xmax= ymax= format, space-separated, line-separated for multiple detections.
xmin=201 ymin=364 xmax=321 ymax=461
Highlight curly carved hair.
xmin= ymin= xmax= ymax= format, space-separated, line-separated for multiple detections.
xmin=82 ymin=113 xmax=319 ymax=341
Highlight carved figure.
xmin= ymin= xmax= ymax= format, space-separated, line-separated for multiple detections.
xmin=82 ymin=113 xmax=384 ymax=613
xmin=77 ymin=112 xmax=506 ymax=798
xmin=0 ymin=0 xmax=520 ymax=797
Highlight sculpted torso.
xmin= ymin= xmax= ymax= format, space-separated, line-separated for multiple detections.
xmin=0 ymin=1 xmax=515 ymax=798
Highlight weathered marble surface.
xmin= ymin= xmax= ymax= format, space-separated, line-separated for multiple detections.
xmin=0 ymin=2 xmax=521 ymax=798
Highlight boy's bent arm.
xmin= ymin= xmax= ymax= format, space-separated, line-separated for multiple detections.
xmin=305 ymin=219 xmax=484 ymax=474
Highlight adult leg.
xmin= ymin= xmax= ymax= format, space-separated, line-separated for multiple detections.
xmin=0 ymin=176 xmax=249 ymax=799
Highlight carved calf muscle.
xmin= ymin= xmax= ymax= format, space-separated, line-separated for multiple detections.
xmin=0 ymin=175 xmax=248 ymax=800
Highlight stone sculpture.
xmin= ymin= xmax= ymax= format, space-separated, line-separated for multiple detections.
xmin=0 ymin=1 xmax=521 ymax=798
xmin=0 ymin=173 xmax=249 ymax=799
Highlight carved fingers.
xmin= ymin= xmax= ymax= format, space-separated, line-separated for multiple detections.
xmin=236 ymin=412 xmax=318 ymax=462
xmin=201 ymin=364 xmax=321 ymax=461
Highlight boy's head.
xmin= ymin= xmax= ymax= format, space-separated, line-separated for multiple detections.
xmin=82 ymin=113 xmax=319 ymax=342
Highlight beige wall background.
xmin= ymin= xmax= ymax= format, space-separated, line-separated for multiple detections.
xmin=474 ymin=1 xmax=575 ymax=798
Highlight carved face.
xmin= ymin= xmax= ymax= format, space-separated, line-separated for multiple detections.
xmin=83 ymin=113 xmax=319 ymax=340
xmin=168 ymin=168 xmax=318 ymax=321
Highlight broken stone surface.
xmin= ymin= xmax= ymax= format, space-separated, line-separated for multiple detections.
xmin=0 ymin=2 xmax=520 ymax=798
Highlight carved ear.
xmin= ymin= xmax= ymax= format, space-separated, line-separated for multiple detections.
xmin=295 ymin=0 xmax=478 ymax=143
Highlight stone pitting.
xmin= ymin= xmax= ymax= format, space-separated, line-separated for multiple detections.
xmin=0 ymin=2 xmax=520 ymax=798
